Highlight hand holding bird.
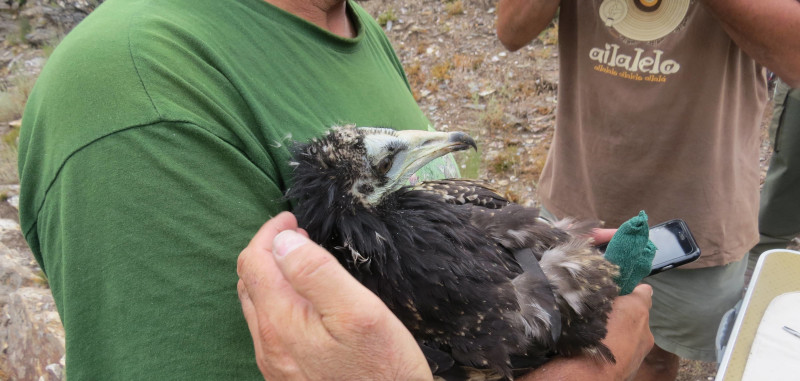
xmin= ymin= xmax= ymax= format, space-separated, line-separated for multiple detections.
xmin=237 ymin=211 xmax=433 ymax=380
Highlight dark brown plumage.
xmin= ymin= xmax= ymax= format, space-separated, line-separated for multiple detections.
xmin=287 ymin=126 xmax=620 ymax=380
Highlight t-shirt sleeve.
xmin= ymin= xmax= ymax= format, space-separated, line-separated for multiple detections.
xmin=35 ymin=121 xmax=281 ymax=379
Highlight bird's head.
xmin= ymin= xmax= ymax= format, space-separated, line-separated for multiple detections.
xmin=287 ymin=125 xmax=476 ymax=271
xmin=288 ymin=125 xmax=477 ymax=211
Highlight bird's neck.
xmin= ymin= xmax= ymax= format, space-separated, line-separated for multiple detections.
xmin=292 ymin=193 xmax=400 ymax=273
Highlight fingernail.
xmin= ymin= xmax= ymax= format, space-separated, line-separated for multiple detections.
xmin=273 ymin=230 xmax=308 ymax=258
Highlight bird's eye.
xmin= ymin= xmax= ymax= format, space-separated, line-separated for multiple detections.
xmin=376 ymin=156 xmax=393 ymax=176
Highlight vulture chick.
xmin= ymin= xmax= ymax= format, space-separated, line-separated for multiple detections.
xmin=287 ymin=126 xmax=620 ymax=380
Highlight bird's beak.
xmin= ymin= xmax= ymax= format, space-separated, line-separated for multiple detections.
xmin=394 ymin=129 xmax=477 ymax=177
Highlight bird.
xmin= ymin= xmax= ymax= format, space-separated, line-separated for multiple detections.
xmin=286 ymin=126 xmax=621 ymax=380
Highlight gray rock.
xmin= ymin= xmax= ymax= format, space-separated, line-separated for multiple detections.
xmin=15 ymin=0 xmax=103 ymax=47
xmin=0 ymin=241 xmax=37 ymax=290
xmin=1 ymin=287 xmax=65 ymax=381
xmin=0 ymin=223 xmax=65 ymax=380
xmin=7 ymin=195 xmax=19 ymax=210
xmin=24 ymin=28 xmax=58 ymax=47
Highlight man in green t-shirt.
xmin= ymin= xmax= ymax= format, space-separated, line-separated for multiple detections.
xmin=19 ymin=0 xmax=652 ymax=379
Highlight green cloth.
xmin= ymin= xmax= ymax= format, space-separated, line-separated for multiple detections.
xmin=603 ymin=211 xmax=657 ymax=295
xmin=18 ymin=0 xmax=456 ymax=379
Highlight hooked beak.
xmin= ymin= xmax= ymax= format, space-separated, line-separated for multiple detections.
xmin=393 ymin=129 xmax=477 ymax=177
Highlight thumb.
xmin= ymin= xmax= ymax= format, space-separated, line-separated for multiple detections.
xmin=271 ymin=230 xmax=379 ymax=316
xmin=628 ymin=284 xmax=654 ymax=309
xmin=590 ymin=228 xmax=617 ymax=245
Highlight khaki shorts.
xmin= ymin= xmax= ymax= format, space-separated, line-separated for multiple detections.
xmin=539 ymin=206 xmax=747 ymax=362
xmin=643 ymin=257 xmax=746 ymax=362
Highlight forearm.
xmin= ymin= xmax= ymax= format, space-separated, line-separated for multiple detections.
xmin=519 ymin=285 xmax=654 ymax=381
xmin=496 ymin=0 xmax=560 ymax=51
xmin=518 ymin=336 xmax=643 ymax=381
xmin=702 ymin=0 xmax=800 ymax=87
xmin=519 ymin=357 xmax=621 ymax=381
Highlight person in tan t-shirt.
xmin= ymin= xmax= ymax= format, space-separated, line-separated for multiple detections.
xmin=498 ymin=0 xmax=800 ymax=380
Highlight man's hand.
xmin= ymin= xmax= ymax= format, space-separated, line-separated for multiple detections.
xmin=521 ymin=284 xmax=654 ymax=380
xmin=237 ymin=212 xmax=433 ymax=380
xmin=601 ymin=284 xmax=655 ymax=380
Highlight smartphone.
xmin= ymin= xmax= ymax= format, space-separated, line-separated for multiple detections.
xmin=647 ymin=219 xmax=701 ymax=276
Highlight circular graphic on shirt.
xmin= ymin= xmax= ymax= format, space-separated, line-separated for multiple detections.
xmin=599 ymin=0 xmax=690 ymax=42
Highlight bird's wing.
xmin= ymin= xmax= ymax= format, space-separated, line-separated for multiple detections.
xmin=405 ymin=179 xmax=618 ymax=369
xmin=413 ymin=180 xmax=572 ymax=259
xmin=413 ymin=179 xmax=510 ymax=209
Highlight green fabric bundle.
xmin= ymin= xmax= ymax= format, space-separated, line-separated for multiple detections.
xmin=603 ymin=210 xmax=657 ymax=295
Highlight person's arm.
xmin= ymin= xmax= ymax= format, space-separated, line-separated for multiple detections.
xmin=496 ymin=0 xmax=561 ymax=51
xmin=701 ymin=0 xmax=800 ymax=87
xmin=520 ymin=284 xmax=654 ymax=381
xmin=34 ymin=123 xmax=285 ymax=379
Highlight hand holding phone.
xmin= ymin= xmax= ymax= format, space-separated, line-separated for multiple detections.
xmin=596 ymin=218 xmax=701 ymax=275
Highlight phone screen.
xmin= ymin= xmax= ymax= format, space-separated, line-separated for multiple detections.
xmin=649 ymin=223 xmax=689 ymax=267
xmin=647 ymin=219 xmax=700 ymax=274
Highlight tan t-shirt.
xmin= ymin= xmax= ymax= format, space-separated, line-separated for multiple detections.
xmin=538 ymin=0 xmax=768 ymax=268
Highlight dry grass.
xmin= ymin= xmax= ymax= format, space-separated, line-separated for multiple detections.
xmin=677 ymin=359 xmax=717 ymax=381
xmin=538 ymin=23 xmax=559 ymax=46
xmin=453 ymin=53 xmax=484 ymax=71
xmin=375 ymin=8 xmax=397 ymax=27
xmin=0 ymin=74 xmax=36 ymax=123
xmin=0 ymin=71 xmax=31 ymax=186
xmin=403 ymin=61 xmax=424 ymax=101
xmin=444 ymin=0 xmax=464 ymax=16
xmin=479 ymin=98 xmax=505 ymax=130
xmin=0 ymin=142 xmax=19 ymax=185
xmin=430 ymin=60 xmax=453 ymax=82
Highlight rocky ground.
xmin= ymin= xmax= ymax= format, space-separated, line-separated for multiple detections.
xmin=0 ymin=0 xmax=792 ymax=380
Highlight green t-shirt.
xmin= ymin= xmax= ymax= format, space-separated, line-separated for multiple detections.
xmin=18 ymin=0 xmax=457 ymax=378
